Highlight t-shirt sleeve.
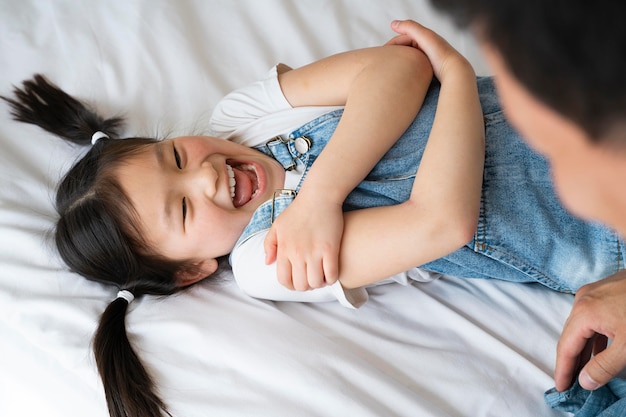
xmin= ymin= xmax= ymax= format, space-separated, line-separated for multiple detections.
xmin=230 ymin=232 xmax=369 ymax=309
xmin=210 ymin=65 xmax=292 ymax=141
xmin=209 ymin=63 xmax=343 ymax=148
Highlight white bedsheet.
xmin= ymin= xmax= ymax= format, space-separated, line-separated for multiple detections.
xmin=0 ymin=1 xmax=571 ymax=416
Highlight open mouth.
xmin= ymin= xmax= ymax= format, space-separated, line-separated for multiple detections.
xmin=226 ymin=160 xmax=260 ymax=208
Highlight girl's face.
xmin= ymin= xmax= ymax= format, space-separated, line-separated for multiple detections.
xmin=115 ymin=136 xmax=285 ymax=278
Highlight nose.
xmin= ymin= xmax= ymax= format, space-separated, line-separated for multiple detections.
xmin=182 ymin=160 xmax=218 ymax=199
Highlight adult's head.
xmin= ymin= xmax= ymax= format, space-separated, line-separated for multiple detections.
xmin=427 ymin=1 xmax=626 ymax=232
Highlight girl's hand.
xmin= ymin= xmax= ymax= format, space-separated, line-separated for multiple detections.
xmin=386 ymin=20 xmax=473 ymax=82
xmin=264 ymin=46 xmax=433 ymax=292
xmin=264 ymin=194 xmax=343 ymax=291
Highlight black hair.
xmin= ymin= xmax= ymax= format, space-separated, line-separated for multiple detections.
xmin=1 ymin=74 xmax=197 ymax=417
xmin=429 ymin=0 xmax=626 ymax=144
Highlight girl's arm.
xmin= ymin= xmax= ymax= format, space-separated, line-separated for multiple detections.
xmin=264 ymin=45 xmax=434 ymax=291
xmin=337 ymin=21 xmax=485 ymax=289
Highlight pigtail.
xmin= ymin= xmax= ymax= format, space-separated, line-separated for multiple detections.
xmin=4 ymin=74 xmax=183 ymax=417
xmin=1 ymin=74 xmax=123 ymax=145
xmin=94 ymin=296 xmax=171 ymax=417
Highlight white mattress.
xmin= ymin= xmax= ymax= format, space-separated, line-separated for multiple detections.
xmin=0 ymin=1 xmax=572 ymax=416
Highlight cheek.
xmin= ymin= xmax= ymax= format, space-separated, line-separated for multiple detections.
xmin=507 ymin=119 xmax=549 ymax=155
xmin=549 ymin=164 xmax=584 ymax=213
xmin=180 ymin=136 xmax=232 ymax=156
xmin=497 ymin=94 xmax=557 ymax=158
xmin=188 ymin=140 xmax=222 ymax=155
xmin=209 ymin=136 xmax=251 ymax=153
xmin=548 ymin=155 xmax=603 ymax=223
xmin=197 ymin=209 xmax=249 ymax=254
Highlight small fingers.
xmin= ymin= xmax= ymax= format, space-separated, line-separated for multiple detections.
xmin=390 ymin=19 xmax=423 ymax=38
xmin=385 ymin=34 xmax=418 ymax=48
xmin=277 ymin=256 xmax=337 ymax=291
xmin=291 ymin=260 xmax=310 ymax=292
xmin=389 ymin=19 xmax=466 ymax=81
xmin=263 ymin=230 xmax=278 ymax=265
xmin=276 ymin=256 xmax=295 ymax=291
xmin=322 ymin=256 xmax=339 ymax=286
xmin=306 ymin=261 xmax=326 ymax=289
xmin=277 ymin=252 xmax=315 ymax=292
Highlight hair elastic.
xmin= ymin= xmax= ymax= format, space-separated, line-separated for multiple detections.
xmin=91 ymin=131 xmax=109 ymax=145
xmin=116 ymin=289 xmax=135 ymax=304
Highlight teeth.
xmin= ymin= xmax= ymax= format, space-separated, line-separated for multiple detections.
xmin=226 ymin=164 xmax=236 ymax=200
xmin=226 ymin=162 xmax=259 ymax=204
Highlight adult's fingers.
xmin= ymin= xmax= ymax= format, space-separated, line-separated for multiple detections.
xmin=579 ymin=337 xmax=626 ymax=390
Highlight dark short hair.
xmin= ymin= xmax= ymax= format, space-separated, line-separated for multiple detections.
xmin=430 ymin=0 xmax=626 ymax=144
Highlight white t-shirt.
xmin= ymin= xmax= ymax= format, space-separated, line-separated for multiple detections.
xmin=210 ymin=65 xmax=438 ymax=308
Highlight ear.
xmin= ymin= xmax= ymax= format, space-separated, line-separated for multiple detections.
xmin=175 ymin=258 xmax=219 ymax=287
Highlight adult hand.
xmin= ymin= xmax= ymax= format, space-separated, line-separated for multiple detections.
xmin=555 ymin=270 xmax=626 ymax=391
xmin=264 ymin=194 xmax=343 ymax=291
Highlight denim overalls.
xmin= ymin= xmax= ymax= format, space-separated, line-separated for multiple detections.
xmin=233 ymin=77 xmax=625 ymax=293
xmin=232 ymin=76 xmax=626 ymax=417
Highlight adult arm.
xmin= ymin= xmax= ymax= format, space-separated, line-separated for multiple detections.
xmin=264 ymin=45 xmax=434 ymax=291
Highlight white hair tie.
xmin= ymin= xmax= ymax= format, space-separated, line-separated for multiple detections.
xmin=91 ymin=131 xmax=110 ymax=145
xmin=116 ymin=290 xmax=135 ymax=304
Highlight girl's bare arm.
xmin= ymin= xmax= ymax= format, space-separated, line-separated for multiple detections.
xmin=265 ymin=45 xmax=434 ymax=291
xmin=338 ymin=21 xmax=485 ymax=289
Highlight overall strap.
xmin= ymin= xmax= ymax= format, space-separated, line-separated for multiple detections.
xmin=229 ymin=190 xmax=296 ymax=264
xmin=230 ymin=109 xmax=343 ymax=265
xmin=254 ymin=135 xmax=312 ymax=171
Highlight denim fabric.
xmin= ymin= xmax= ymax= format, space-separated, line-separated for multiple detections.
xmin=545 ymin=379 xmax=626 ymax=417
xmin=232 ymin=76 xmax=626 ymax=417
xmin=424 ymin=78 xmax=625 ymax=292
xmin=234 ymin=77 xmax=624 ymax=292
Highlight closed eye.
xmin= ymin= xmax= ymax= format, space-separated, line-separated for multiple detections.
xmin=174 ymin=145 xmax=182 ymax=169
xmin=173 ymin=143 xmax=186 ymax=221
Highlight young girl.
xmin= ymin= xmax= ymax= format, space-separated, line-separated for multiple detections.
xmin=2 ymin=22 xmax=623 ymax=417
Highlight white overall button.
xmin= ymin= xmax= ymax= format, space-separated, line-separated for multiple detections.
xmin=294 ymin=136 xmax=311 ymax=154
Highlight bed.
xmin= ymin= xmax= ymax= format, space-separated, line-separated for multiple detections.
xmin=0 ymin=1 xmax=572 ymax=416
